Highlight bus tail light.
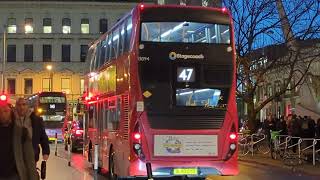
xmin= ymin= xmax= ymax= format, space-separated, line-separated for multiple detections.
xmin=229 ymin=133 xmax=237 ymax=140
xmin=132 ymin=123 xmax=145 ymax=160
xmin=134 ymin=133 xmax=141 ymax=140
xmin=225 ymin=123 xmax=237 ymax=161
xmin=140 ymin=4 xmax=145 ymax=11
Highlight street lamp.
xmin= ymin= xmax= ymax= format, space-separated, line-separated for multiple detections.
xmin=46 ymin=64 xmax=53 ymax=92
xmin=2 ymin=25 xmax=7 ymax=93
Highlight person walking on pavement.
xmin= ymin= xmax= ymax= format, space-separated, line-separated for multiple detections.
xmin=290 ymin=114 xmax=302 ymax=153
xmin=0 ymin=102 xmax=38 ymax=180
xmin=15 ymin=98 xmax=50 ymax=162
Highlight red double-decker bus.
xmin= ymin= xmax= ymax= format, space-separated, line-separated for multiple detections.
xmin=84 ymin=4 xmax=238 ymax=178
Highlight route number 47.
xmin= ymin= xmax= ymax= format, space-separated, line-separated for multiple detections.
xmin=178 ymin=68 xmax=194 ymax=81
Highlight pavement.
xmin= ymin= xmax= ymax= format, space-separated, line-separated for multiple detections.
xmin=238 ymin=152 xmax=320 ymax=176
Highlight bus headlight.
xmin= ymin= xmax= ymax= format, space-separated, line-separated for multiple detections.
xmin=37 ymin=108 xmax=43 ymax=113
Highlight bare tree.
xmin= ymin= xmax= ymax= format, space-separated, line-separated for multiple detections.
xmin=224 ymin=0 xmax=320 ymax=129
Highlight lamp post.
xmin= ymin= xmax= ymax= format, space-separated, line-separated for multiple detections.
xmin=2 ymin=25 xmax=7 ymax=93
xmin=46 ymin=64 xmax=53 ymax=92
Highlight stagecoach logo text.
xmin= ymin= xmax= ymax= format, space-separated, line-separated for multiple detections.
xmin=169 ymin=52 xmax=204 ymax=60
xmin=163 ymin=136 xmax=182 ymax=154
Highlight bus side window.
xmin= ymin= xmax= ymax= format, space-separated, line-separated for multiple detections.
xmin=113 ymin=27 xmax=120 ymax=59
xmin=103 ymin=101 xmax=108 ymax=130
xmin=105 ymin=35 xmax=110 ymax=63
xmin=88 ymin=105 xmax=94 ymax=128
xmin=124 ymin=16 xmax=132 ymax=52
xmin=107 ymin=98 xmax=119 ymax=130
xmin=119 ymin=22 xmax=125 ymax=56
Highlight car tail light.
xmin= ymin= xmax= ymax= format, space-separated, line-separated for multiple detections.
xmin=76 ymin=130 xmax=83 ymax=135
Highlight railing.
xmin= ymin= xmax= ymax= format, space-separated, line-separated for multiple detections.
xmin=271 ymin=136 xmax=320 ymax=166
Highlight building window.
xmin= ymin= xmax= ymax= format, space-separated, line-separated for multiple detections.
xmin=7 ymin=45 xmax=16 ymax=62
xmin=62 ymin=45 xmax=71 ymax=62
xmin=80 ymin=45 xmax=88 ymax=62
xmin=7 ymin=79 xmax=16 ymax=94
xmin=25 ymin=18 xmax=33 ymax=33
xmin=24 ymin=79 xmax=33 ymax=95
xmin=81 ymin=18 xmax=89 ymax=34
xmin=24 ymin=44 xmax=33 ymax=62
xmin=43 ymin=45 xmax=52 ymax=62
xmin=80 ymin=79 xmax=85 ymax=94
xmin=62 ymin=18 xmax=71 ymax=34
xmin=7 ymin=18 xmax=16 ymax=33
xmin=43 ymin=18 xmax=52 ymax=33
xmin=61 ymin=78 xmax=70 ymax=94
xmin=99 ymin=19 xmax=108 ymax=33
xmin=42 ymin=78 xmax=51 ymax=92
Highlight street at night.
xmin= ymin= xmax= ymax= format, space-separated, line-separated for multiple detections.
xmin=43 ymin=144 xmax=320 ymax=180
xmin=0 ymin=0 xmax=320 ymax=180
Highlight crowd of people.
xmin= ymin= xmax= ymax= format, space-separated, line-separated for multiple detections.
xmin=0 ymin=98 xmax=50 ymax=180
xmin=261 ymin=114 xmax=320 ymax=139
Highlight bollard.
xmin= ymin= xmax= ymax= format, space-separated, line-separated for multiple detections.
xmin=94 ymin=144 xmax=99 ymax=171
xmin=67 ymin=138 xmax=71 ymax=166
xmin=146 ymin=162 xmax=153 ymax=180
xmin=54 ymin=133 xmax=58 ymax=156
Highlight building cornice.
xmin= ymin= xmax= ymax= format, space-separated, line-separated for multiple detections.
xmin=0 ymin=1 xmax=137 ymax=10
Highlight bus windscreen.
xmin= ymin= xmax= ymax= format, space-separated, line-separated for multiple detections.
xmin=176 ymin=88 xmax=227 ymax=108
xmin=141 ymin=22 xmax=230 ymax=44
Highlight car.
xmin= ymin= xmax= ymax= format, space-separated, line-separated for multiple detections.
xmin=62 ymin=118 xmax=84 ymax=152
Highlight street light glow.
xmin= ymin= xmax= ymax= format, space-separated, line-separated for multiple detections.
xmin=46 ymin=65 xmax=52 ymax=71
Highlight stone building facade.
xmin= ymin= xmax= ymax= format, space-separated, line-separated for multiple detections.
xmin=0 ymin=0 xmax=136 ymax=104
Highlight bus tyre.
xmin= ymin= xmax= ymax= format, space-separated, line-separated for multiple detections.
xmin=108 ymin=149 xmax=117 ymax=180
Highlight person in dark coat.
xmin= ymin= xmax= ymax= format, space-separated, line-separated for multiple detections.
xmin=15 ymin=98 xmax=50 ymax=162
xmin=0 ymin=102 xmax=38 ymax=180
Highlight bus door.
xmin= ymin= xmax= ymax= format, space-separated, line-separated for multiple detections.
xmin=101 ymin=99 xmax=109 ymax=169
xmin=97 ymin=100 xmax=104 ymax=167
xmin=105 ymin=96 xmax=121 ymax=170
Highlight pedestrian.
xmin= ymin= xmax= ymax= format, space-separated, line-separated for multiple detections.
xmin=263 ymin=114 xmax=276 ymax=143
xmin=15 ymin=97 xmax=50 ymax=162
xmin=316 ymin=118 xmax=320 ymax=138
xmin=290 ymin=114 xmax=302 ymax=153
xmin=276 ymin=116 xmax=288 ymax=135
xmin=0 ymin=102 xmax=38 ymax=180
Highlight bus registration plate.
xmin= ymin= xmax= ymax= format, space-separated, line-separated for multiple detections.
xmin=173 ymin=168 xmax=198 ymax=175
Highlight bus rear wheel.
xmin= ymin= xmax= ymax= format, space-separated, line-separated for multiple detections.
xmin=108 ymin=149 xmax=117 ymax=180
